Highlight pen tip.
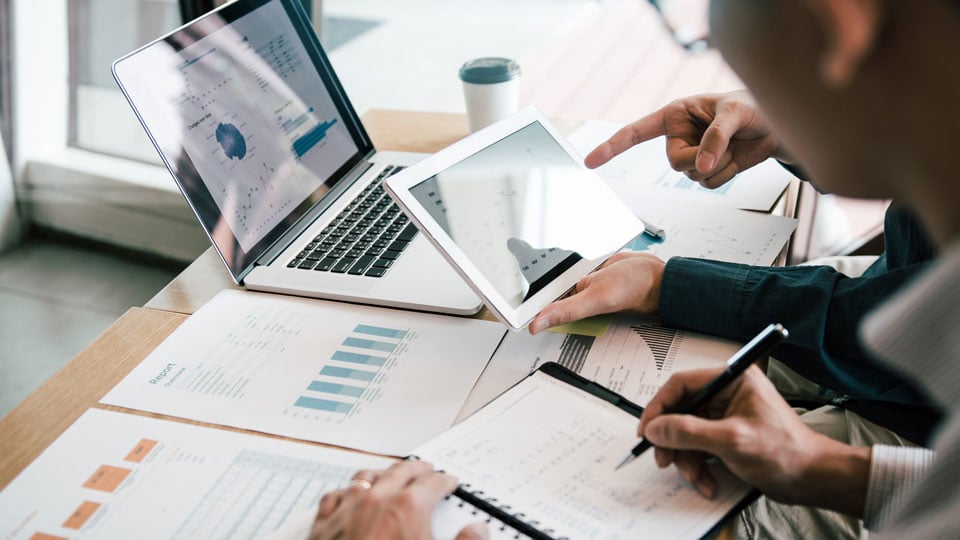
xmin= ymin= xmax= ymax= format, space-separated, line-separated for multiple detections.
xmin=614 ymin=453 xmax=634 ymax=470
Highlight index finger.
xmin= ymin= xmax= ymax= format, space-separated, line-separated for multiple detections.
xmin=584 ymin=110 xmax=667 ymax=168
xmin=638 ymin=368 xmax=725 ymax=437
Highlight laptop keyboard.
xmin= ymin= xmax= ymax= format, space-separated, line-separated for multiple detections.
xmin=286 ymin=165 xmax=418 ymax=278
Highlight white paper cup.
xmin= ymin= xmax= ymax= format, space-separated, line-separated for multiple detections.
xmin=459 ymin=58 xmax=521 ymax=133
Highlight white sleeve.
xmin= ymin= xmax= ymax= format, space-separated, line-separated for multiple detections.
xmin=863 ymin=444 xmax=936 ymax=530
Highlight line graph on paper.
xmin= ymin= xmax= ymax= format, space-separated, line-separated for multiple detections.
xmin=700 ymin=225 xmax=753 ymax=258
xmin=622 ymin=205 xmax=795 ymax=267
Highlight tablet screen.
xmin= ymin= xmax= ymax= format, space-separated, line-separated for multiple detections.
xmin=408 ymin=121 xmax=616 ymax=309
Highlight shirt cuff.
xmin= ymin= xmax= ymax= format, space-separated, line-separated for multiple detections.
xmin=864 ymin=444 xmax=935 ymax=530
xmin=659 ymin=257 xmax=752 ymax=338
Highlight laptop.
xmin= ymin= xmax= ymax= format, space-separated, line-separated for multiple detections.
xmin=112 ymin=0 xmax=482 ymax=315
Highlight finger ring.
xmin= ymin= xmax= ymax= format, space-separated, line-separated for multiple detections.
xmin=347 ymin=479 xmax=372 ymax=490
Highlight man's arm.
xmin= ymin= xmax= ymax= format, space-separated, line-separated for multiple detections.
xmin=659 ymin=256 xmax=932 ymax=402
xmin=638 ymin=367 xmax=936 ymax=525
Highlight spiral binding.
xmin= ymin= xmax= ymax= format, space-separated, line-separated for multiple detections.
xmin=451 ymin=483 xmax=561 ymax=540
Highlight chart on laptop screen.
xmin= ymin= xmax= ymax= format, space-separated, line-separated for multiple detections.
xmin=134 ymin=0 xmax=357 ymax=252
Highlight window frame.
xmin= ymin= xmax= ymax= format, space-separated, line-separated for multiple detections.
xmin=10 ymin=0 xmax=208 ymax=261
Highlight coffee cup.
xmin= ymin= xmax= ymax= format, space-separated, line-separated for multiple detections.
xmin=459 ymin=57 xmax=521 ymax=133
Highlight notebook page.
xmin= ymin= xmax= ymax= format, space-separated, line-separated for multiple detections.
xmin=414 ymin=371 xmax=751 ymax=539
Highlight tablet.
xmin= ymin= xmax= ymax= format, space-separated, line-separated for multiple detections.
xmin=385 ymin=107 xmax=643 ymax=330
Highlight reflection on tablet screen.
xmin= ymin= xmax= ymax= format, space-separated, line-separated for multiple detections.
xmin=409 ymin=121 xmax=600 ymax=309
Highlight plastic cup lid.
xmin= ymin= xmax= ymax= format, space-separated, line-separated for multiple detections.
xmin=459 ymin=57 xmax=521 ymax=84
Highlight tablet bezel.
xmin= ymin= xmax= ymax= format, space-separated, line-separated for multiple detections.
xmin=384 ymin=107 xmax=643 ymax=330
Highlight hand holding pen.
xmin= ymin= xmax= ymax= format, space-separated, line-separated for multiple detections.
xmin=617 ymin=323 xmax=788 ymax=470
xmin=619 ymin=323 xmax=869 ymax=507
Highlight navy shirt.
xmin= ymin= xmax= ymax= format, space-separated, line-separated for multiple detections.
xmin=659 ymin=204 xmax=942 ymax=444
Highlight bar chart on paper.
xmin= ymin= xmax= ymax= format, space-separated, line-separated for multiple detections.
xmin=0 ymin=410 xmax=394 ymax=540
xmin=292 ymin=324 xmax=411 ymax=418
xmin=102 ymin=290 xmax=504 ymax=454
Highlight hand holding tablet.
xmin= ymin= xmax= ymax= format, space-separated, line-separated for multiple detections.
xmin=385 ymin=108 xmax=643 ymax=330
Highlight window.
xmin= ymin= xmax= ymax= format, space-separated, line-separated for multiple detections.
xmin=69 ymin=0 xmax=181 ymax=163
xmin=12 ymin=0 xmax=210 ymax=261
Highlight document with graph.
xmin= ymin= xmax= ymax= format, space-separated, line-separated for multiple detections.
xmin=415 ymin=364 xmax=755 ymax=540
xmin=621 ymin=197 xmax=796 ymax=266
xmin=0 ymin=409 xmax=395 ymax=540
xmin=567 ymin=119 xmax=794 ymax=212
xmin=457 ymin=313 xmax=740 ymax=421
xmin=102 ymin=290 xmax=505 ymax=455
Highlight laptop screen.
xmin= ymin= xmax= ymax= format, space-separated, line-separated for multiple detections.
xmin=113 ymin=0 xmax=372 ymax=280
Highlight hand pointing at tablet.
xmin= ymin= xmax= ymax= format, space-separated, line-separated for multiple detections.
xmin=585 ymin=90 xmax=792 ymax=189
xmin=529 ymin=91 xmax=789 ymax=335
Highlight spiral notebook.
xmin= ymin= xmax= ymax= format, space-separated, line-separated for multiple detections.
xmin=412 ymin=363 xmax=757 ymax=539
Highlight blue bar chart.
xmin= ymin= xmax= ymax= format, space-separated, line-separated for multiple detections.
xmin=331 ymin=351 xmax=387 ymax=366
xmin=294 ymin=324 xmax=409 ymax=415
xmin=307 ymin=381 xmax=364 ymax=397
xmin=354 ymin=325 xmax=407 ymax=339
xmin=291 ymin=119 xmax=338 ymax=157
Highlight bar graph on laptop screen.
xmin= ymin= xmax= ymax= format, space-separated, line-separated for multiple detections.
xmin=292 ymin=324 xmax=411 ymax=418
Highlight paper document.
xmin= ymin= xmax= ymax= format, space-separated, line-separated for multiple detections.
xmin=457 ymin=314 xmax=740 ymax=421
xmin=267 ymin=491 xmax=520 ymax=540
xmin=625 ymin=197 xmax=796 ymax=266
xmin=568 ymin=119 xmax=793 ymax=212
xmin=0 ymin=409 xmax=394 ymax=540
xmin=102 ymin=290 xmax=506 ymax=455
xmin=418 ymin=371 xmax=751 ymax=539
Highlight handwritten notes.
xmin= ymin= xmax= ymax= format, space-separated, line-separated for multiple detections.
xmin=415 ymin=371 xmax=751 ymax=539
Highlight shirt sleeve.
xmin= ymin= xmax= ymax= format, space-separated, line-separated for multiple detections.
xmin=658 ymin=256 xmax=932 ymax=402
xmin=864 ymin=445 xmax=935 ymax=530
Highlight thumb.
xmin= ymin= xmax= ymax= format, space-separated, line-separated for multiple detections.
xmin=455 ymin=522 xmax=490 ymax=540
xmin=528 ymin=286 xmax=607 ymax=334
xmin=696 ymin=108 xmax=746 ymax=174
xmin=644 ymin=414 xmax=736 ymax=455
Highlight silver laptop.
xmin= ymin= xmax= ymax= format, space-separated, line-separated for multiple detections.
xmin=112 ymin=0 xmax=481 ymax=315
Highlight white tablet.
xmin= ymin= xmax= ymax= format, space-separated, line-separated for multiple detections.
xmin=385 ymin=107 xmax=643 ymax=330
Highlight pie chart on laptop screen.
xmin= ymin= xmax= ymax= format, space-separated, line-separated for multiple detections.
xmin=216 ymin=122 xmax=247 ymax=160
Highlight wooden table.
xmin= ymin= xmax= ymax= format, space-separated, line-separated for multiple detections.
xmin=1 ymin=110 xmax=794 ymax=540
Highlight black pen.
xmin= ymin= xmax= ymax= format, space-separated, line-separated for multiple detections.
xmin=614 ymin=322 xmax=789 ymax=470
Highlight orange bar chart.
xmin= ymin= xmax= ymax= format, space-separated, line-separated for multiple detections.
xmin=62 ymin=500 xmax=102 ymax=530
xmin=82 ymin=465 xmax=131 ymax=493
xmin=124 ymin=439 xmax=158 ymax=463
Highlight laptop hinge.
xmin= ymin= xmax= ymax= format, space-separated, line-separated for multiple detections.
xmin=256 ymin=156 xmax=377 ymax=267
